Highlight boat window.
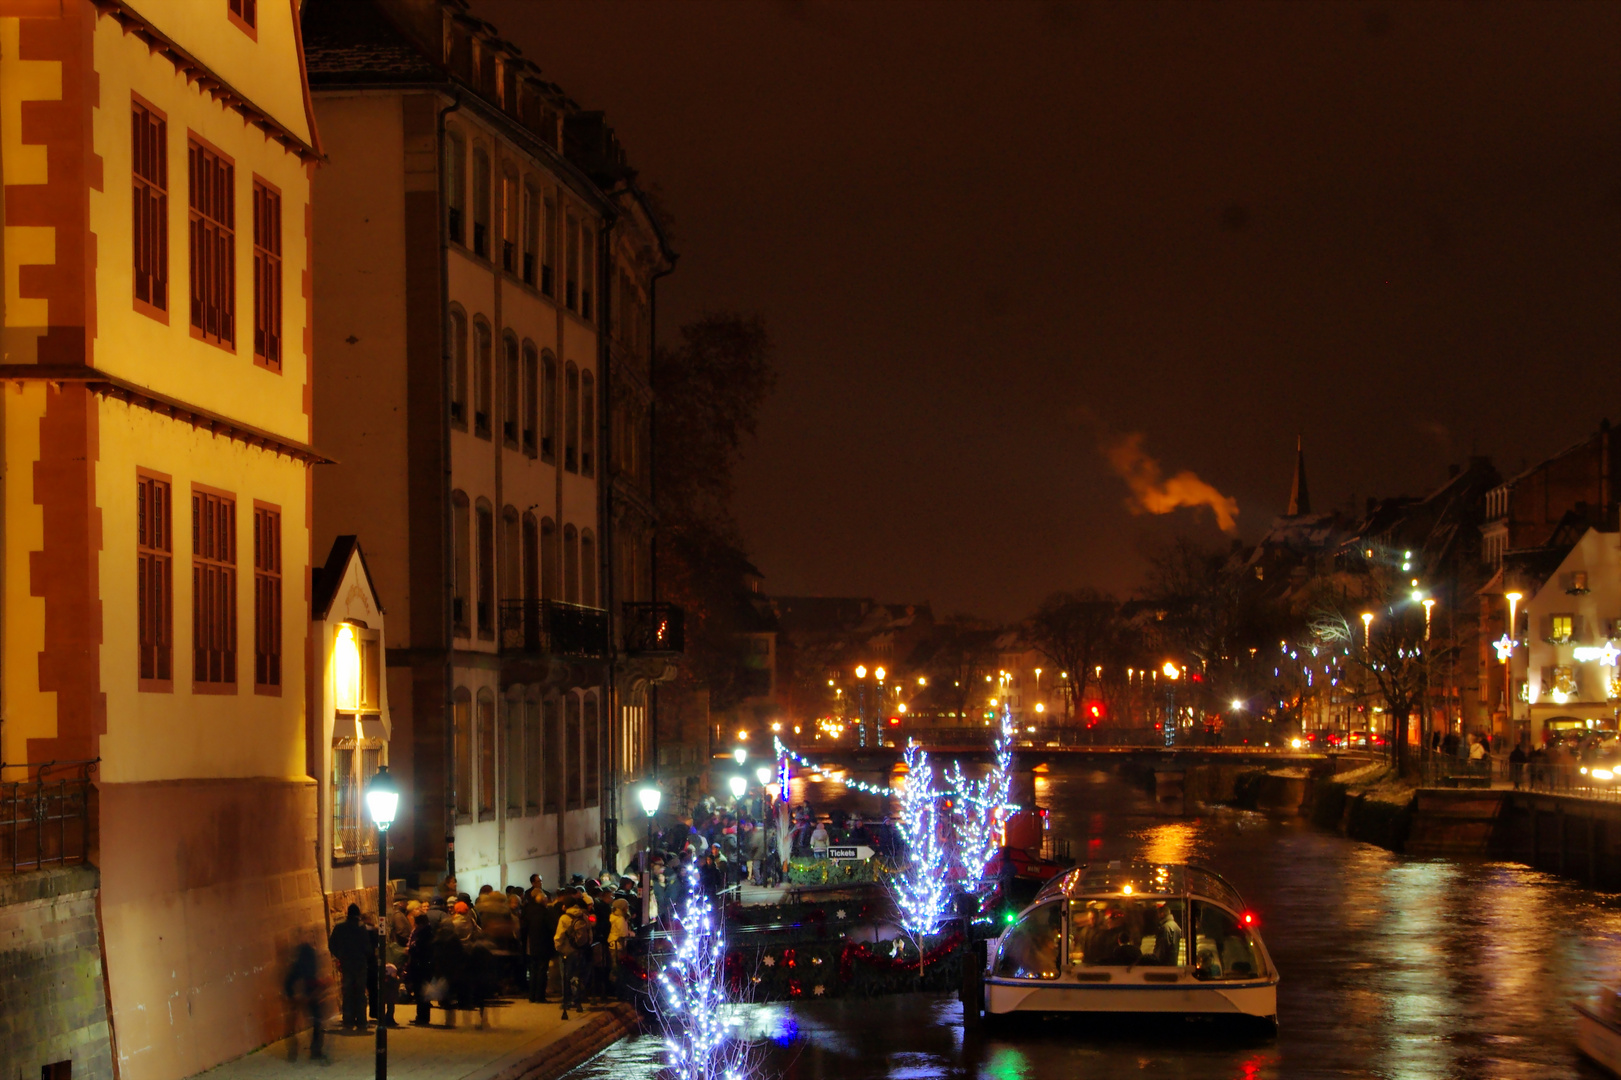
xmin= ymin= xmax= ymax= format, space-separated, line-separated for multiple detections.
xmin=1069 ymin=899 xmax=1186 ymax=968
xmin=1191 ymin=903 xmax=1264 ymax=981
xmin=995 ymin=901 xmax=1062 ymax=980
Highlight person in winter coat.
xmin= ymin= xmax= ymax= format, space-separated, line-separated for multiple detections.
xmin=742 ymin=821 xmax=766 ymax=885
xmin=520 ymin=888 xmax=558 ymax=1003
xmin=553 ymin=896 xmax=594 ymax=1019
xmin=327 ymin=904 xmax=372 ymax=1030
xmin=404 ymin=914 xmax=435 ymax=1026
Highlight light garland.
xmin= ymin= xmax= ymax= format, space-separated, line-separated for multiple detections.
xmin=888 ymin=740 xmax=951 ymax=937
xmin=943 ymin=704 xmax=1014 ymax=886
xmin=774 ymin=738 xmax=901 ymax=797
xmin=656 ymin=861 xmax=749 ymax=1080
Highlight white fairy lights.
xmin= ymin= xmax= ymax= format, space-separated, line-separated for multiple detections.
xmin=656 ymin=861 xmax=749 ymax=1080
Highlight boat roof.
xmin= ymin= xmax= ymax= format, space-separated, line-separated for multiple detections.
xmin=1033 ymin=862 xmax=1247 ymax=912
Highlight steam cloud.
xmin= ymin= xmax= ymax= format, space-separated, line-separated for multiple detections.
xmin=1104 ymin=432 xmax=1240 ymax=533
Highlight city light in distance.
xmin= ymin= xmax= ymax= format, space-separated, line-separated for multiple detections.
xmin=855 ymin=665 xmax=867 ymax=678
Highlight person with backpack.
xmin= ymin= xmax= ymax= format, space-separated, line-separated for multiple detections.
xmin=553 ymin=895 xmax=594 ymax=1019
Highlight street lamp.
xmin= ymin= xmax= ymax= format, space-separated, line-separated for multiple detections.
xmin=754 ymin=765 xmax=772 ymax=821
xmin=1505 ymin=591 xmax=1524 ymax=729
xmin=638 ymin=786 xmax=660 ymax=923
xmin=1360 ymin=612 xmax=1374 ymax=651
xmin=365 ymin=766 xmax=399 ymax=1080
xmin=733 ymin=747 xmax=747 ymax=767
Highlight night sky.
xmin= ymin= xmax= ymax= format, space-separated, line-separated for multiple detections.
xmin=476 ymin=0 xmax=1620 ymax=620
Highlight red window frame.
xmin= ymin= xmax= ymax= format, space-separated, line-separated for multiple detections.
xmin=192 ymin=485 xmax=237 ymax=691
xmin=253 ymin=502 xmax=281 ymax=694
xmin=132 ymin=96 xmax=168 ymax=322
xmin=252 ymin=178 xmax=282 ymax=371
xmin=137 ymin=471 xmax=173 ymax=692
xmin=228 ymin=0 xmax=257 ymax=39
xmin=188 ymin=135 xmax=236 ymax=350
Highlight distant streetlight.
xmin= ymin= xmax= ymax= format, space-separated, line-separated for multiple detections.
xmin=875 ymin=666 xmax=886 ymax=680
xmin=1505 ymin=591 xmax=1524 ymax=727
xmin=1161 ymin=661 xmax=1180 ymax=680
xmin=855 ymin=665 xmax=867 ymax=679
xmin=1231 ymin=699 xmax=1244 ymax=711
xmin=733 ymin=747 xmax=747 ymax=766
xmin=1360 ymin=612 xmax=1374 ymax=650
xmin=365 ymin=766 xmax=400 ymax=1080
xmin=638 ymin=787 xmax=661 ymax=925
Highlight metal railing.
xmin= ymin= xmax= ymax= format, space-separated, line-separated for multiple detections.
xmin=622 ymin=601 xmax=685 ymax=656
xmin=498 ymin=598 xmax=609 ymax=658
xmin=1516 ymin=762 xmax=1621 ymax=803
xmin=0 ymin=759 xmax=96 ymax=873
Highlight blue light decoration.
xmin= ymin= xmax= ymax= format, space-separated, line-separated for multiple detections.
xmin=943 ymin=704 xmax=1015 ymax=887
xmin=656 ymin=860 xmax=749 ymax=1080
xmin=889 ymin=740 xmax=950 ymax=937
xmin=773 ymin=737 xmax=901 ymax=797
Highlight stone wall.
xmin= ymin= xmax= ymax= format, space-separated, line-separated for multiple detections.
xmin=0 ymin=865 xmax=114 ymax=1080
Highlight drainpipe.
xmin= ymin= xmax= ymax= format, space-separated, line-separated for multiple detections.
xmin=645 ymin=254 xmax=678 ymax=783
xmin=596 ymin=205 xmax=619 ymax=875
xmin=437 ymin=93 xmax=462 ymax=885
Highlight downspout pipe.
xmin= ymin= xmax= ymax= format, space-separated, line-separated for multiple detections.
xmin=596 ymin=203 xmax=619 ymax=875
xmin=645 ymin=254 xmax=678 ymax=782
xmin=437 ymin=92 xmax=462 ymax=884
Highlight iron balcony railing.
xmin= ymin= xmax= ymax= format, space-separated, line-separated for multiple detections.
xmin=1 ymin=759 xmax=96 ymax=873
xmin=499 ymin=598 xmax=609 ymax=658
xmin=623 ymin=601 xmax=685 ymax=656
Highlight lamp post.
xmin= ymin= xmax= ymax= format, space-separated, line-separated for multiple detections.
xmin=638 ymin=786 xmax=660 ymax=925
xmin=1422 ymin=597 xmax=1437 ymax=746
xmin=855 ymin=665 xmax=869 ymax=748
xmin=365 ymin=767 xmax=399 ymax=1080
xmin=1505 ymin=591 xmax=1523 ymax=735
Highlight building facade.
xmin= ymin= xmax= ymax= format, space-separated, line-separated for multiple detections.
xmin=303 ymin=0 xmax=676 ymax=893
xmin=0 ymin=2 xmax=323 ymax=1077
xmin=1514 ymin=527 xmax=1621 ymax=745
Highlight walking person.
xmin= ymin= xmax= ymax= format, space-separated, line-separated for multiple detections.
xmin=327 ymin=903 xmax=372 ymax=1031
xmin=1510 ymin=738 xmax=1528 ymax=790
xmin=282 ymin=934 xmax=327 ymax=1062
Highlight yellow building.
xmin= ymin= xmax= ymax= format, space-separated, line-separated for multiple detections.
xmin=1 ymin=2 xmax=323 ymax=1077
xmin=304 ymin=0 xmax=680 ymax=893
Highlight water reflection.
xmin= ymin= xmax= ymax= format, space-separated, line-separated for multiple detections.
xmin=563 ymin=764 xmax=1621 ymax=1080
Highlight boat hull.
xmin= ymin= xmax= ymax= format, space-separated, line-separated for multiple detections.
xmin=987 ymin=977 xmax=1277 ymax=1020
xmin=1576 ymin=1004 xmax=1621 ymax=1076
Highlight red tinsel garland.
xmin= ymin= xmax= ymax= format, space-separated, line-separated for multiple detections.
xmin=837 ymin=930 xmax=964 ymax=984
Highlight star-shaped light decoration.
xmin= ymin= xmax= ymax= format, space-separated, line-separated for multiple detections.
xmin=1599 ymin=642 xmax=1621 ymax=668
xmin=1494 ymin=635 xmax=1516 ymax=663
xmin=813 ymin=984 xmax=826 ymax=996
xmin=835 ymin=909 xmax=847 ymax=920
xmin=762 ymin=954 xmax=776 ymax=967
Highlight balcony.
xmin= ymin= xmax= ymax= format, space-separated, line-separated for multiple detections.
xmin=623 ymin=601 xmax=685 ymax=656
xmin=2 ymin=760 xmax=95 ymax=873
xmin=499 ymin=599 xmax=609 ymax=658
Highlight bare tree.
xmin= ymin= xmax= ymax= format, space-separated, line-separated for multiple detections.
xmin=1025 ymin=590 xmax=1118 ymax=722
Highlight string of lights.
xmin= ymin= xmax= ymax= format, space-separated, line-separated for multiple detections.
xmin=773 ymin=737 xmax=903 ymax=797
xmin=655 ymin=860 xmax=749 ymax=1080
xmin=888 ymin=740 xmax=950 ymax=937
xmin=943 ymin=704 xmax=1015 ymax=884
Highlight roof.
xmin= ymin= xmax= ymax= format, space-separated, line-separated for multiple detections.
xmin=1033 ymin=862 xmax=1247 ymax=911
xmin=312 ymin=535 xmax=386 ymax=621
xmin=301 ymin=0 xmax=441 ymax=85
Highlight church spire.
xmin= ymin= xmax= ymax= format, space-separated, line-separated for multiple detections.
xmin=1287 ymin=435 xmax=1311 ymax=516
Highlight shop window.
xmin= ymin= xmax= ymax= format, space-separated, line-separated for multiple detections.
xmin=996 ymin=901 xmax=1062 ymax=979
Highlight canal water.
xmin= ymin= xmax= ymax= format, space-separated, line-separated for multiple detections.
xmin=564 ymin=762 xmax=1621 ymax=1079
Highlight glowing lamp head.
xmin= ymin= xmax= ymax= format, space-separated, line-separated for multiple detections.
xmin=736 ymin=729 xmax=749 ymax=741
xmin=917 ymin=676 xmax=927 ymax=686
xmin=855 ymin=665 xmax=867 ymax=679
xmin=733 ymin=747 xmax=748 ymax=766
xmin=1231 ymin=699 xmax=1244 ymax=711
xmin=728 ymin=776 xmax=747 ymax=800
xmin=366 ymin=765 xmax=399 ymax=829
xmin=1505 ymin=591 xmax=1523 ymax=604
xmin=875 ymin=666 xmax=886 ymax=680
xmin=638 ymin=787 xmax=662 ymax=818
xmin=755 ymin=765 xmax=772 ymax=785
xmin=1034 ymin=703 xmax=1045 ymax=713
xmin=1162 ymin=662 xmax=1180 ymax=680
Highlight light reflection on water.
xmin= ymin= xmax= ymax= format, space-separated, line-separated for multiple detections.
xmin=563 ymin=764 xmax=1621 ymax=1079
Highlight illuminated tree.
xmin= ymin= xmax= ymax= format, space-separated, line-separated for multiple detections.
xmin=888 ymin=740 xmax=950 ymax=938
xmin=656 ymin=861 xmax=751 ymax=1080
xmin=943 ymin=705 xmax=1015 ymax=886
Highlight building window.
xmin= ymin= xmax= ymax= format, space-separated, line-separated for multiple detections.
xmin=478 ymin=690 xmax=495 ymax=820
xmin=580 ymin=530 xmax=596 ymax=608
xmin=541 ymin=195 xmax=556 ymax=296
xmin=522 ymin=513 xmax=539 ymax=602
xmin=580 ymin=371 xmax=595 ymax=477
xmin=252 ymin=179 xmax=282 ymax=370
xmin=332 ymin=741 xmax=383 ymax=859
xmin=500 ymin=168 xmax=518 ymax=273
xmin=453 ymin=690 xmax=472 ymax=819
xmin=192 ymin=487 xmax=237 ymax=689
xmin=472 ymin=147 xmax=491 ymax=258
xmin=540 ymin=517 xmax=558 ymax=600
xmin=476 ymin=500 xmax=495 ymax=638
xmin=1550 ymin=615 xmax=1574 ymax=644
xmin=132 ymin=98 xmax=168 ymax=320
xmin=504 ymin=697 xmax=523 ymax=814
xmin=565 ymin=693 xmax=582 ymax=809
xmin=137 ymin=472 xmax=173 ymax=690
xmin=501 ymin=506 xmax=520 ymax=603
xmin=446 ymin=131 xmax=466 ymax=245
xmin=449 ymin=307 xmax=468 ymax=427
xmin=253 ymin=504 xmax=280 ymax=692
xmin=521 ymin=342 xmax=538 ymax=456
xmin=564 ymin=362 xmax=579 ymax=472
xmin=581 ymin=225 xmax=594 ymax=320
xmin=541 ymin=352 xmax=558 ymax=462
xmin=188 ymin=137 xmax=235 ymax=348
xmin=522 ymin=184 xmax=540 ymax=286
xmin=565 ymin=213 xmax=579 ymax=310
xmin=502 ymin=333 xmax=520 ymax=447
xmin=452 ymin=491 xmax=471 ymax=637
xmin=583 ymin=693 xmax=600 ymax=808
xmin=523 ymin=698 xmax=541 ymax=812
xmin=563 ymin=525 xmax=579 ymax=605
xmin=228 ymin=0 xmax=257 ymax=37
xmin=473 ymin=319 xmax=492 ymax=438
xmin=543 ymin=698 xmax=560 ymax=814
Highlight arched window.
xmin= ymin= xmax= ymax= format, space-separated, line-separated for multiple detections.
xmin=563 ymin=524 xmax=579 ymax=605
xmin=580 ymin=370 xmax=595 ymax=477
xmin=502 ymin=332 xmax=520 ymax=445
xmin=521 ymin=341 xmax=538 ymax=455
xmin=473 ymin=319 xmax=493 ymax=438
xmin=501 ymin=506 xmax=520 ymax=602
xmin=564 ymin=362 xmax=579 ymax=471
xmin=522 ymin=181 xmax=540 ymax=287
xmin=543 ymin=696 xmax=561 ymax=814
xmin=499 ymin=165 xmax=519 ymax=273
xmin=541 ymin=351 xmax=558 ymax=463
xmin=521 ymin=512 xmax=539 ymax=603
xmin=583 ymin=690 xmax=600 ymax=808
xmin=448 ymin=305 xmax=468 ymax=427
xmin=580 ymin=224 xmax=595 ymax=320
xmin=580 ymin=529 xmax=597 ymax=608
xmin=476 ymin=499 xmax=495 ymax=638
xmin=476 ymin=687 xmax=496 ymax=819
xmin=445 ymin=129 xmax=466 ymax=245
xmin=540 ymin=517 xmax=558 ymax=600
xmin=452 ymin=687 xmax=472 ymax=817
xmin=503 ymin=691 xmax=523 ymax=813
xmin=523 ymin=692 xmax=541 ymax=811
xmin=471 ymin=146 xmax=491 ymax=257
xmin=565 ymin=692 xmax=582 ymax=809
xmin=452 ymin=491 xmax=471 ymax=637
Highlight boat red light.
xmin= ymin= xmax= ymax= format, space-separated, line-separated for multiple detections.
xmin=1243 ymin=912 xmax=1256 ymax=926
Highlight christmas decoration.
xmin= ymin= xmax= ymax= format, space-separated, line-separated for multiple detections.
xmin=655 ymin=860 xmax=751 ymax=1080
xmin=888 ymin=740 xmax=952 ymax=938
xmin=943 ymin=705 xmax=1015 ymax=888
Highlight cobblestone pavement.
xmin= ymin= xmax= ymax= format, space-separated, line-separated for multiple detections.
xmin=195 ymin=1000 xmax=627 ymax=1080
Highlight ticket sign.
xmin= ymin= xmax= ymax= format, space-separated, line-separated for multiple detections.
xmin=828 ymin=845 xmax=872 ymax=861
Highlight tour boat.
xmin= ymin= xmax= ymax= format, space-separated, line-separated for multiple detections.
xmin=978 ymin=861 xmax=1278 ymax=1029
xmin=1575 ymin=986 xmax=1621 ymax=1075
